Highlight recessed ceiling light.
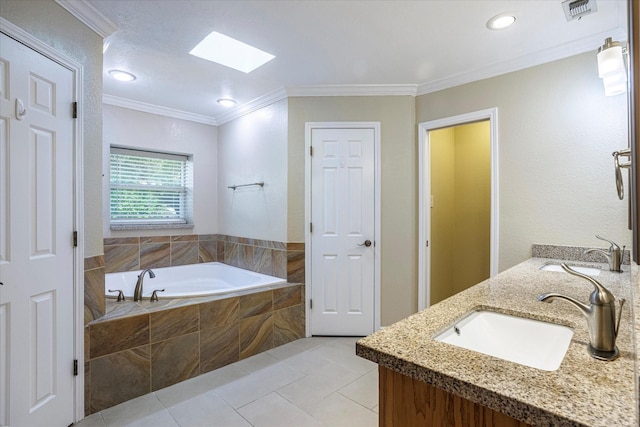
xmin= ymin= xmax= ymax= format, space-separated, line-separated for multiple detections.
xmin=486 ymin=13 xmax=516 ymax=30
xmin=190 ymin=31 xmax=275 ymax=73
xmin=108 ymin=70 xmax=136 ymax=82
xmin=217 ymin=98 xmax=237 ymax=107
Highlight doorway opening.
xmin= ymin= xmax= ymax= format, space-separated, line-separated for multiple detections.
xmin=418 ymin=109 xmax=498 ymax=310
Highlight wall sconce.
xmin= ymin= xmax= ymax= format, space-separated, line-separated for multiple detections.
xmin=597 ymin=37 xmax=627 ymax=96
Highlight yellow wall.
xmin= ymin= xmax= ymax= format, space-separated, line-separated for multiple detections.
xmin=429 ymin=122 xmax=490 ymax=304
xmin=430 ymin=128 xmax=455 ymax=304
xmin=453 ymin=121 xmax=491 ymax=294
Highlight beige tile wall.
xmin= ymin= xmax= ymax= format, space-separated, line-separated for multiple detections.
xmin=102 ymin=234 xmax=305 ymax=283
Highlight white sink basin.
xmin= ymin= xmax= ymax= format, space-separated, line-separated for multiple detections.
xmin=434 ymin=310 xmax=573 ymax=371
xmin=540 ymin=263 xmax=600 ymax=276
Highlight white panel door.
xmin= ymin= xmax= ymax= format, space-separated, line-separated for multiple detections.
xmin=310 ymin=128 xmax=375 ymax=336
xmin=0 ymin=33 xmax=75 ymax=427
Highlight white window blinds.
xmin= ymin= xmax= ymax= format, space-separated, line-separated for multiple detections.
xmin=110 ymin=147 xmax=191 ymax=224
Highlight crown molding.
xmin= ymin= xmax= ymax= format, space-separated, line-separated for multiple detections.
xmin=215 ymin=87 xmax=288 ymax=125
xmin=417 ymin=28 xmax=628 ymax=96
xmin=103 ymin=94 xmax=217 ymax=125
xmin=286 ymin=84 xmax=417 ymax=97
xmin=55 ymin=0 xmax=118 ymax=38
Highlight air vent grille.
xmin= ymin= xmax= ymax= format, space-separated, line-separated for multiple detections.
xmin=562 ymin=0 xmax=597 ymax=21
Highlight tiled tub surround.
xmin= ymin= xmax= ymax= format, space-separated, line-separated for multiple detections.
xmin=356 ymin=257 xmax=636 ymax=426
xmin=85 ymin=282 xmax=305 ymax=414
xmin=84 ymin=235 xmax=305 ymax=414
xmin=103 ymin=234 xmax=304 ymax=283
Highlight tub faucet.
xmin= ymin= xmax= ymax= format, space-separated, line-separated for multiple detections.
xmin=584 ymin=235 xmax=623 ymax=272
xmin=133 ymin=269 xmax=155 ymax=302
xmin=538 ymin=264 xmax=624 ymax=361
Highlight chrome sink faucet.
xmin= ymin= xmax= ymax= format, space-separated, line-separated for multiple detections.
xmin=133 ymin=268 xmax=155 ymax=302
xmin=584 ymin=235 xmax=623 ymax=272
xmin=538 ymin=264 xmax=624 ymax=361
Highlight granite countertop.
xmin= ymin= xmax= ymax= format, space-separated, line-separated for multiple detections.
xmin=356 ymin=257 xmax=637 ymax=427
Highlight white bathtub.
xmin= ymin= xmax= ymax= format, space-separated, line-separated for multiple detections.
xmin=105 ymin=262 xmax=286 ymax=299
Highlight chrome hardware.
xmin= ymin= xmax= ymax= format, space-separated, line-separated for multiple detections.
xmin=538 ymin=264 xmax=621 ymax=361
xmin=227 ymin=182 xmax=264 ymax=190
xmin=108 ymin=289 xmax=125 ymax=302
xmin=612 ymin=148 xmax=631 ymax=200
xmin=357 ymin=240 xmax=372 ymax=247
xmin=133 ymin=269 xmax=155 ymax=302
xmin=150 ymin=289 xmax=165 ymax=302
xmin=584 ymin=235 xmax=623 ymax=272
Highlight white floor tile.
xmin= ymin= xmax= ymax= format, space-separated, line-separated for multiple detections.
xmin=267 ymin=340 xmax=316 ymax=360
xmin=101 ymin=394 xmax=166 ymax=427
xmin=295 ymin=336 xmax=338 ymax=349
xmin=215 ymin=361 xmax=305 ymax=409
xmin=238 ymin=392 xmax=323 ymax=427
xmin=233 ymin=351 xmax=280 ymax=373
xmin=105 ymin=409 xmax=179 ymax=427
xmin=305 ymin=392 xmax=378 ymax=427
xmin=75 ymin=412 xmax=106 ymax=427
xmin=338 ymin=369 xmax=378 ymax=409
xmin=309 ymin=342 xmax=377 ymax=375
xmin=155 ymin=364 xmax=248 ymax=407
xmin=278 ymin=344 xmax=334 ymax=375
xmin=276 ymin=362 xmax=361 ymax=411
xmin=168 ymin=391 xmax=251 ymax=427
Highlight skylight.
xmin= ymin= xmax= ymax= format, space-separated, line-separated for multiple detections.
xmin=189 ymin=31 xmax=275 ymax=73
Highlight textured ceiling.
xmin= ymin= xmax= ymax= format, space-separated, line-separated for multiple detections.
xmin=88 ymin=0 xmax=627 ymax=123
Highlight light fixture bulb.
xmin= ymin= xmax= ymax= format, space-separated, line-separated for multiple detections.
xmin=487 ymin=14 xmax=516 ymax=30
xmin=597 ymin=38 xmax=627 ymax=96
xmin=108 ymin=70 xmax=136 ymax=82
xmin=217 ymin=98 xmax=237 ymax=107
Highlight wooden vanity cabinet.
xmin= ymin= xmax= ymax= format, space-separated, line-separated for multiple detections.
xmin=378 ymin=366 xmax=532 ymax=427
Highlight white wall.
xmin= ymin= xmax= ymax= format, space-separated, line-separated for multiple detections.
xmin=103 ymin=104 xmax=218 ymax=237
xmin=417 ymin=51 xmax=631 ymax=271
xmin=217 ymin=98 xmax=288 ymax=242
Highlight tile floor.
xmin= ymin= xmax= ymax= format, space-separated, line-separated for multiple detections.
xmin=76 ymin=337 xmax=378 ymax=427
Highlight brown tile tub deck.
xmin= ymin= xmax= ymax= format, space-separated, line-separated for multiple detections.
xmin=86 ymin=281 xmax=305 ymax=414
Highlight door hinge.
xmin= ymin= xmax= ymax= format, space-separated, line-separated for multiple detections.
xmin=72 ymin=102 xmax=78 ymax=119
xmin=73 ymin=359 xmax=78 ymax=376
xmin=310 ymin=146 xmax=313 ymax=156
xmin=426 ymin=240 xmax=429 ymax=247
xmin=310 ymin=299 xmax=313 ymax=309
xmin=73 ymin=231 xmax=78 ymax=247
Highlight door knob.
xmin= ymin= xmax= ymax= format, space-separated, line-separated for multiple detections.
xmin=358 ymin=240 xmax=372 ymax=247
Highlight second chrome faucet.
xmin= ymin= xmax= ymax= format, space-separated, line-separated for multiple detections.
xmin=584 ymin=235 xmax=623 ymax=272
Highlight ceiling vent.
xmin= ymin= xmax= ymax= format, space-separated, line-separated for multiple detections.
xmin=562 ymin=0 xmax=597 ymax=21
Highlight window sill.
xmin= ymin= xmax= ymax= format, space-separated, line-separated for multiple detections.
xmin=110 ymin=223 xmax=195 ymax=231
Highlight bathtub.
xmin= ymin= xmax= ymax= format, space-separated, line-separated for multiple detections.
xmin=105 ymin=262 xmax=286 ymax=299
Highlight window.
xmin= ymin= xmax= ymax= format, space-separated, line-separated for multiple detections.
xmin=110 ymin=147 xmax=192 ymax=226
